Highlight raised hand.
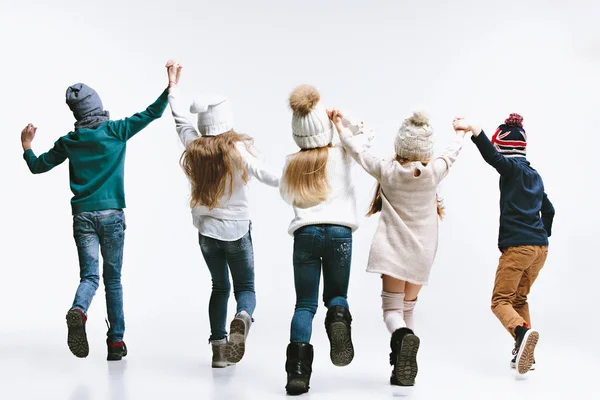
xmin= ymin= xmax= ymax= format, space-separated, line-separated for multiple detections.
xmin=21 ymin=123 xmax=37 ymax=151
xmin=166 ymin=60 xmax=183 ymax=88
xmin=327 ymin=108 xmax=345 ymax=133
xmin=453 ymin=117 xmax=481 ymax=137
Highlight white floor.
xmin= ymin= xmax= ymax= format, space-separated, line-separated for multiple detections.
xmin=1 ymin=312 xmax=597 ymax=400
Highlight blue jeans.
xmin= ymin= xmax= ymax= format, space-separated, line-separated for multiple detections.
xmin=290 ymin=224 xmax=353 ymax=343
xmin=199 ymin=230 xmax=256 ymax=341
xmin=72 ymin=209 xmax=126 ymax=343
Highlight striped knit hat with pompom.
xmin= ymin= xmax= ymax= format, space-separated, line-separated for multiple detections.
xmin=395 ymin=111 xmax=434 ymax=161
xmin=492 ymin=113 xmax=527 ymax=157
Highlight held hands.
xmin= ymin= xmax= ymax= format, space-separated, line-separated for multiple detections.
xmin=453 ymin=117 xmax=481 ymax=137
xmin=165 ymin=60 xmax=183 ymax=88
xmin=21 ymin=123 xmax=37 ymax=151
xmin=326 ymin=108 xmax=345 ymax=134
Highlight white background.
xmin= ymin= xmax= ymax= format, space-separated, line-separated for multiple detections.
xmin=1 ymin=0 xmax=599 ymax=399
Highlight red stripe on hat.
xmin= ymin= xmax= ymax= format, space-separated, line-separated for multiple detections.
xmin=491 ymin=128 xmax=501 ymax=143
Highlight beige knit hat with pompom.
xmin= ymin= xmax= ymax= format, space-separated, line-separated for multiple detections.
xmin=289 ymin=85 xmax=334 ymax=149
xmin=394 ymin=111 xmax=434 ymax=161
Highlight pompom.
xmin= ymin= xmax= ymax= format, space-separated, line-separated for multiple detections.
xmin=407 ymin=110 xmax=430 ymax=127
xmin=289 ymin=84 xmax=320 ymax=116
xmin=505 ymin=113 xmax=523 ymax=127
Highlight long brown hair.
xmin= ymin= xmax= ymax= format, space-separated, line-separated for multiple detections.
xmin=180 ymin=130 xmax=253 ymax=210
xmin=366 ymin=156 xmax=445 ymax=219
xmin=282 ymin=145 xmax=331 ymax=208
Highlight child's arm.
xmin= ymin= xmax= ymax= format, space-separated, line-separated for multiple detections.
xmin=454 ymin=118 xmax=514 ymax=176
xmin=110 ymin=89 xmax=169 ymax=141
xmin=541 ymin=192 xmax=555 ymax=237
xmin=21 ymin=123 xmax=67 ymax=174
xmin=238 ymin=143 xmax=280 ymax=187
xmin=331 ymin=110 xmax=383 ymax=180
xmin=168 ymin=85 xmax=200 ymax=148
xmin=164 ymin=61 xmax=200 ymax=148
xmin=433 ymin=131 xmax=466 ymax=183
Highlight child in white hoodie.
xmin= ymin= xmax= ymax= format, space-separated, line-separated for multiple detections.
xmin=165 ymin=61 xmax=279 ymax=368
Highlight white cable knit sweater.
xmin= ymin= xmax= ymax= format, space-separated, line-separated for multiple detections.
xmin=339 ymin=128 xmax=464 ymax=285
xmin=168 ymin=87 xmax=279 ymax=238
xmin=280 ymin=123 xmax=373 ymax=236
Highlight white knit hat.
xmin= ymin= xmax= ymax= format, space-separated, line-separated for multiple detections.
xmin=394 ymin=111 xmax=434 ymax=160
xmin=289 ymin=85 xmax=334 ymax=149
xmin=190 ymin=96 xmax=234 ymax=136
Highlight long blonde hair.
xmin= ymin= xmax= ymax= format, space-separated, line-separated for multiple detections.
xmin=180 ymin=130 xmax=253 ymax=210
xmin=282 ymin=145 xmax=331 ymax=208
xmin=366 ymin=156 xmax=445 ymax=219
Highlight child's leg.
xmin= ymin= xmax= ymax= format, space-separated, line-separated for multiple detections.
xmin=384 ymin=276 xmax=420 ymax=386
xmin=321 ymin=226 xmax=352 ymax=310
xmin=72 ymin=213 xmax=101 ymax=315
xmin=68 ymin=212 xmax=101 ymax=358
xmin=382 ymin=275 xmax=406 ymax=333
xmin=514 ymin=247 xmax=548 ymax=327
xmin=223 ymin=230 xmax=255 ymax=364
xmin=290 ymin=227 xmax=322 ymax=344
xmin=226 ymin=231 xmax=256 ymax=317
xmin=403 ymin=283 xmax=422 ymax=331
xmin=491 ymin=246 xmax=537 ymax=337
xmin=199 ymin=233 xmax=230 ymax=342
xmin=98 ymin=210 xmax=126 ymax=344
xmin=321 ymin=225 xmax=354 ymax=366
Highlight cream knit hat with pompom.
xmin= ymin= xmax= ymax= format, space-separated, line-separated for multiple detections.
xmin=394 ymin=111 xmax=434 ymax=161
xmin=289 ymin=85 xmax=334 ymax=149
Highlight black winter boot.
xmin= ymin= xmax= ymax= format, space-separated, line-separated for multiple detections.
xmin=324 ymin=305 xmax=354 ymax=366
xmin=285 ymin=342 xmax=314 ymax=395
xmin=107 ymin=340 xmax=128 ymax=361
xmin=389 ymin=327 xmax=420 ymax=386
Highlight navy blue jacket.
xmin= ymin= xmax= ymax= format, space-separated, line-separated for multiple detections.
xmin=472 ymin=132 xmax=555 ymax=249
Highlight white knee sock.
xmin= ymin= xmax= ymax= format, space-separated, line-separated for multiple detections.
xmin=403 ymin=298 xmax=417 ymax=331
xmin=381 ymin=291 xmax=406 ymax=334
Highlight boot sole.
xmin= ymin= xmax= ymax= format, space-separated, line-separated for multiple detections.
xmin=225 ymin=318 xmax=246 ymax=364
xmin=394 ymin=333 xmax=420 ymax=386
xmin=212 ymin=361 xmax=228 ymax=368
xmin=328 ymin=321 xmax=354 ymax=366
xmin=66 ymin=310 xmax=89 ymax=358
xmin=516 ymin=330 xmax=539 ymax=374
xmin=286 ymin=378 xmax=309 ymax=395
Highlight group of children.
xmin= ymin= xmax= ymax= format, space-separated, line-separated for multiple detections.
xmin=20 ymin=60 xmax=555 ymax=395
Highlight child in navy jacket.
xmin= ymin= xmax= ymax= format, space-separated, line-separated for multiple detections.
xmin=454 ymin=114 xmax=555 ymax=375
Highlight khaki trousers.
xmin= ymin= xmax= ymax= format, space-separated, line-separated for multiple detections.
xmin=491 ymin=245 xmax=548 ymax=338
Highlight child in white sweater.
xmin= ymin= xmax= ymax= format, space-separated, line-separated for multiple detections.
xmin=280 ymin=85 xmax=370 ymax=395
xmin=165 ymin=61 xmax=279 ymax=368
xmin=332 ymin=109 xmax=465 ymax=386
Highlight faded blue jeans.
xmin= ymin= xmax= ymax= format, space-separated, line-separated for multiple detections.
xmin=199 ymin=230 xmax=256 ymax=341
xmin=72 ymin=209 xmax=126 ymax=343
xmin=290 ymin=224 xmax=353 ymax=343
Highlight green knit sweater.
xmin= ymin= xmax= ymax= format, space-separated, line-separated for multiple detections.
xmin=24 ymin=90 xmax=168 ymax=214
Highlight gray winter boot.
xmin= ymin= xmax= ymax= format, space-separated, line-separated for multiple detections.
xmin=211 ymin=338 xmax=228 ymax=368
xmin=225 ymin=311 xmax=252 ymax=364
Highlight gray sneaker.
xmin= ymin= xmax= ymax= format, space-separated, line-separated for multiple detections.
xmin=225 ymin=311 xmax=252 ymax=364
xmin=211 ymin=338 xmax=228 ymax=368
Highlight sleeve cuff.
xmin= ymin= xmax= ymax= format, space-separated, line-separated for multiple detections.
xmin=471 ymin=130 xmax=487 ymax=143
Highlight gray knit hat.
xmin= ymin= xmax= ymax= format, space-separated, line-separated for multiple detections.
xmin=65 ymin=83 xmax=104 ymax=121
xmin=394 ymin=111 xmax=434 ymax=161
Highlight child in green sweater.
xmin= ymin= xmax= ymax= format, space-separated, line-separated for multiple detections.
xmin=21 ymin=74 xmax=170 ymax=360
